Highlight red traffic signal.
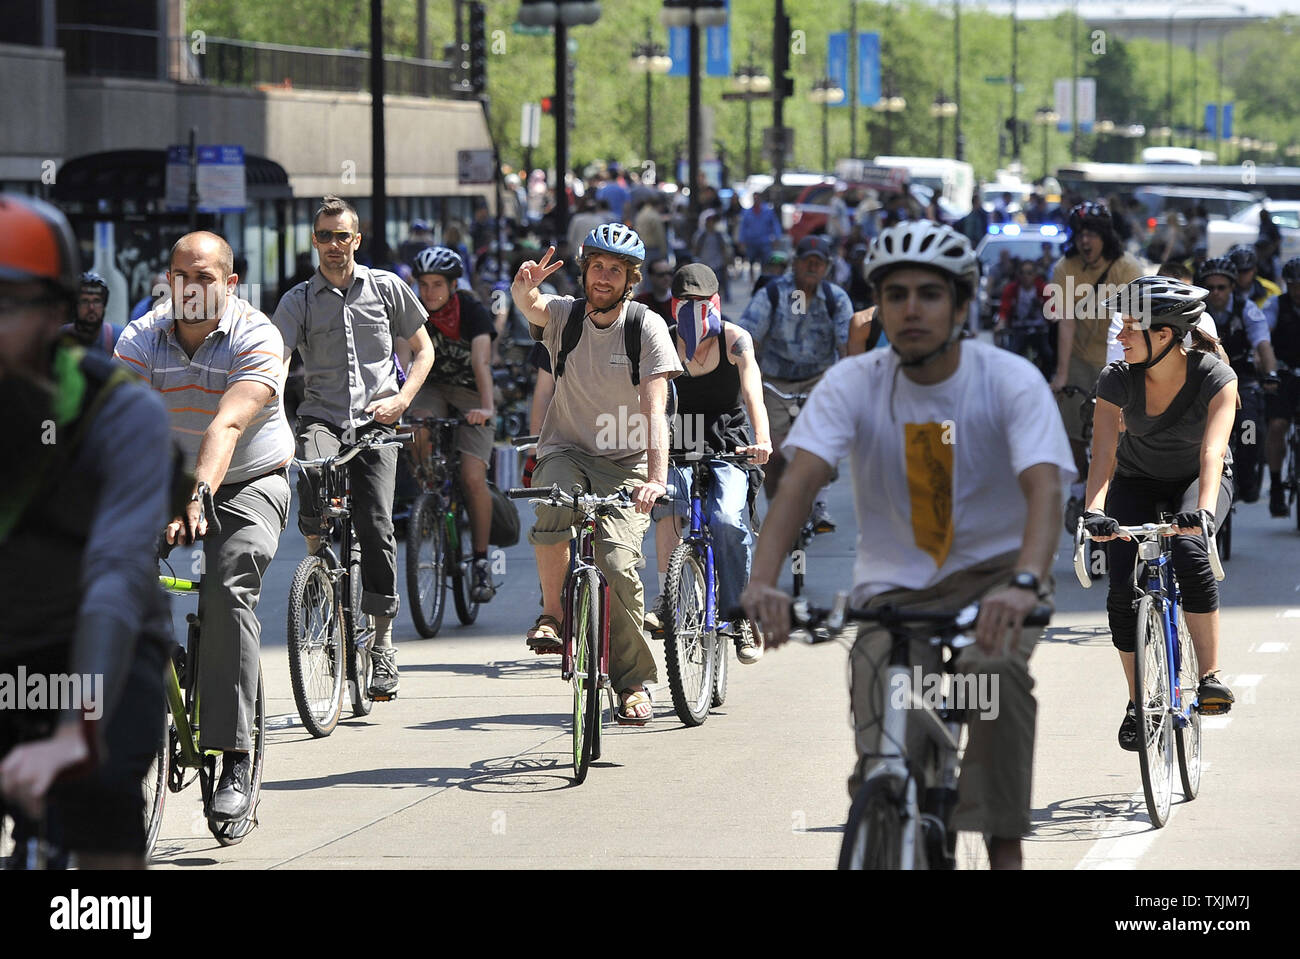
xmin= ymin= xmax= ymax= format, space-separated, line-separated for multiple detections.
xmin=541 ymin=96 xmax=554 ymax=115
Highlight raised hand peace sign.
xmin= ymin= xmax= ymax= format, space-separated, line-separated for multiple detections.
xmin=511 ymin=245 xmax=566 ymax=297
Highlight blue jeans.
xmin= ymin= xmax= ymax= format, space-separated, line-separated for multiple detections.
xmin=655 ymin=461 xmax=753 ymax=619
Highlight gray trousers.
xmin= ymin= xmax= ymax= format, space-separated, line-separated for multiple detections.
xmin=198 ymin=471 xmax=290 ymax=752
xmin=295 ymin=419 xmax=401 ymax=619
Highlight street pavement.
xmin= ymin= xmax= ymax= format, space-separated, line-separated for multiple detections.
xmin=150 ymin=462 xmax=1300 ymax=870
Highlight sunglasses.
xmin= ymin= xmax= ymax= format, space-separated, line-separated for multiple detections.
xmin=314 ymin=229 xmax=356 ymax=245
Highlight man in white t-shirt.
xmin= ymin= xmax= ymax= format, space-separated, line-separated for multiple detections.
xmin=742 ymin=220 xmax=1074 ymax=870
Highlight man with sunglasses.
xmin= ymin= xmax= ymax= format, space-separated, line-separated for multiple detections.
xmin=1199 ymin=256 xmax=1278 ymax=505
xmin=272 ymin=195 xmax=435 ymax=701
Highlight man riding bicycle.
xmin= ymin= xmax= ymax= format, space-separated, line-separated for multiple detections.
xmin=1261 ymin=257 xmax=1300 ymax=517
xmin=272 ymin=195 xmax=435 ymax=700
xmin=115 ymin=230 xmax=293 ymax=822
xmin=742 ymin=220 xmax=1074 ymax=870
xmin=402 ymin=245 xmax=499 ymax=602
xmin=1083 ymin=276 xmax=1238 ymax=748
xmin=1197 ymin=256 xmax=1278 ymax=504
xmin=510 ymin=225 xmax=682 ymax=726
xmin=0 ymin=194 xmax=172 ymax=868
xmin=643 ymin=263 xmax=772 ymax=665
xmin=61 ymin=271 xmax=122 ymax=355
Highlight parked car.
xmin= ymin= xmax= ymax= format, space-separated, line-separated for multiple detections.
xmin=974 ymin=224 xmax=1068 ymax=328
xmin=1206 ymin=199 xmax=1300 ymax=261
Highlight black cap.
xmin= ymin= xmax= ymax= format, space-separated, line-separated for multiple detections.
xmin=796 ymin=235 xmax=830 ymax=260
xmin=672 ymin=263 xmax=719 ymax=298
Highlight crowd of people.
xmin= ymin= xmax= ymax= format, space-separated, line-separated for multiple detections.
xmin=4 ymin=165 xmax=1297 ymax=872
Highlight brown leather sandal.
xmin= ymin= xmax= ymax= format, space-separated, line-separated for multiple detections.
xmin=526 ymin=614 xmax=563 ymax=653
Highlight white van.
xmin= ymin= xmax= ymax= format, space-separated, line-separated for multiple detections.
xmin=870 ymin=156 xmax=975 ymax=217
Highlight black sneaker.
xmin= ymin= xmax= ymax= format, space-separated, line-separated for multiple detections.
xmin=1118 ymin=702 xmax=1139 ymax=752
xmin=810 ymin=500 xmax=836 ymax=534
xmin=643 ymin=593 xmax=670 ymax=635
xmin=1197 ymin=671 xmax=1235 ymax=713
xmin=470 ymin=558 xmax=496 ymax=603
xmin=368 ymin=647 xmax=400 ymax=699
xmin=1270 ymin=485 xmax=1288 ymax=517
xmin=210 ymin=751 xmax=252 ymax=821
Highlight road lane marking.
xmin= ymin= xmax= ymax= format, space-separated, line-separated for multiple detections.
xmin=1075 ymin=788 xmax=1178 ymax=870
xmin=1202 ymin=716 xmax=1232 ymax=730
xmin=1233 ymin=674 xmax=1262 ymax=687
xmin=1255 ymin=642 xmax=1289 ymax=653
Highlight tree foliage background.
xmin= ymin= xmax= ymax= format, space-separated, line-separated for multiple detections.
xmin=186 ymin=0 xmax=1299 ymax=182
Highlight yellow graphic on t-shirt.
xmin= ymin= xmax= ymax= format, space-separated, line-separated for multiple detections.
xmin=904 ymin=422 xmax=954 ymax=567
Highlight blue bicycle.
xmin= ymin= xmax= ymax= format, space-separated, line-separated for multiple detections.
xmin=1074 ymin=514 xmax=1225 ymax=827
xmin=661 ymin=451 xmax=757 ymax=727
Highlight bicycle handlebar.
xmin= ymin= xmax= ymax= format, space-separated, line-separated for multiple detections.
xmin=157 ymin=481 xmax=220 ymax=560
xmin=506 ymin=483 xmax=677 ymax=511
xmin=511 ymin=434 xmax=540 ymax=451
xmin=1073 ymin=515 xmax=1224 ymax=588
xmin=668 ymin=450 xmax=756 ymax=466
xmin=763 ymin=382 xmax=810 ymax=404
xmin=294 ymin=430 xmax=413 ymax=471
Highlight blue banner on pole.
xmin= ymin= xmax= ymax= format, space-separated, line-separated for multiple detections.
xmin=1205 ymin=103 xmax=1217 ymax=139
xmin=668 ymin=26 xmax=689 ymax=77
xmin=828 ymin=32 xmax=849 ymax=108
xmin=1222 ymin=102 xmax=1234 ymax=140
xmin=858 ymin=32 xmax=881 ymax=107
xmin=705 ymin=0 xmax=731 ymax=77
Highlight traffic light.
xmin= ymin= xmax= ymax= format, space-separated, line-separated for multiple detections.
xmin=541 ymin=95 xmax=555 ymax=115
xmin=517 ymin=1 xmax=557 ymax=28
xmin=774 ymin=9 xmax=794 ymax=99
xmin=468 ymin=2 xmax=487 ymax=95
xmin=565 ymin=56 xmax=576 ymax=131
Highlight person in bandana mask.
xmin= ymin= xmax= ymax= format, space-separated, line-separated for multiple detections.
xmin=643 ymin=265 xmax=772 ymax=664
xmin=403 ymin=245 xmax=499 ymax=603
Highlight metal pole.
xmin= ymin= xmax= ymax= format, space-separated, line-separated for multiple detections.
xmin=1042 ymin=121 xmax=1049 ymax=179
xmin=554 ymin=22 xmax=569 ymax=240
xmin=187 ymin=126 xmax=198 ymax=232
xmin=1011 ymin=0 xmax=1019 ymax=163
xmin=416 ymin=0 xmax=428 ymax=61
xmin=1166 ymin=13 xmax=1175 ymax=146
xmin=371 ymin=0 xmax=387 ymax=265
xmin=954 ymin=0 xmax=963 ymax=161
xmin=773 ymin=0 xmax=786 ymax=198
xmin=1071 ymin=0 xmax=1079 ymax=160
xmin=689 ymin=18 xmax=702 ymax=227
xmin=1216 ymin=29 xmax=1224 ymax=158
xmin=744 ymin=94 xmax=753 ymax=179
xmin=850 ymin=0 xmax=858 ymax=159
xmin=645 ymin=70 xmax=654 ymax=172
xmin=1191 ymin=18 xmax=1200 ymax=149
xmin=822 ymin=96 xmax=829 ymax=172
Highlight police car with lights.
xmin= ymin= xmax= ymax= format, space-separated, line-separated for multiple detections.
xmin=975 ymin=223 xmax=1068 ymax=328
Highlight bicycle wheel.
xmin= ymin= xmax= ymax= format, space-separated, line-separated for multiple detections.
xmin=712 ymin=618 xmax=737 ymax=708
xmin=1134 ymin=595 xmax=1174 ymax=828
xmin=211 ymin=666 xmax=266 ymax=845
xmin=663 ymin=543 xmax=715 ymax=726
xmin=142 ymin=708 xmax=169 ymax=859
xmin=347 ymin=556 xmax=375 ymax=717
xmin=287 ymin=555 xmax=345 ymax=738
xmin=571 ymin=568 xmax=602 ymax=785
xmin=450 ymin=503 xmax=480 ymax=625
xmin=1174 ymin=606 xmax=1202 ymax=801
xmin=838 ymin=776 xmax=906 ymax=870
xmin=406 ymin=492 xmax=447 ymax=637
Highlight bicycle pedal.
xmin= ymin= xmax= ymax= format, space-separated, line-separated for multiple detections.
xmin=371 ymin=692 xmax=398 ymax=702
xmin=1196 ymin=702 xmax=1231 ymax=716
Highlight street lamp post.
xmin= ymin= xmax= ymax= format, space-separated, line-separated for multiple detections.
xmin=810 ymin=76 xmax=846 ymax=171
xmin=930 ymin=92 xmax=957 ymax=157
xmin=662 ymin=0 xmax=728 ymax=234
xmin=729 ymin=50 xmax=771 ymax=179
xmin=1035 ymin=105 xmax=1058 ymax=178
xmin=629 ymin=25 xmax=672 ymax=176
xmin=954 ymin=0 xmax=963 ymax=160
xmin=873 ymin=91 xmax=906 ymax=155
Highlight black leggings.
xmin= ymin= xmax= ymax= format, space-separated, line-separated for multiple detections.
xmin=1104 ymin=472 xmax=1232 ymax=653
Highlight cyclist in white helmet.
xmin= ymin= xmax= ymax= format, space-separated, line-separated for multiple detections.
xmin=743 ymin=220 xmax=1074 ymax=869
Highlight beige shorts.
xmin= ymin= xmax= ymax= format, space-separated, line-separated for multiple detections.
xmin=1055 ymin=355 xmax=1102 ymax=446
xmin=763 ymin=372 xmax=827 ymax=443
xmin=411 ymin=382 xmax=494 ymax=465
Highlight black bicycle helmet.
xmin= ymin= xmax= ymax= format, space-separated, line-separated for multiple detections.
xmin=1103 ymin=276 xmax=1209 ymax=369
xmin=1282 ymin=257 xmax=1300 ymax=285
xmin=1196 ymin=256 xmax=1237 ymax=285
xmin=1227 ymin=244 xmax=1257 ymax=272
xmin=411 ymin=246 xmax=464 ymax=280
xmin=79 ymin=270 xmax=110 ymax=305
xmin=1067 ymin=201 xmax=1114 ymax=237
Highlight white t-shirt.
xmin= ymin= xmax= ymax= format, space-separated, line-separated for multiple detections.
xmin=784 ymin=341 xmax=1076 ymax=602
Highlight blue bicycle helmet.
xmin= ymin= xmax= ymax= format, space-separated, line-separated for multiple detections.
xmin=579 ymin=223 xmax=645 ymax=265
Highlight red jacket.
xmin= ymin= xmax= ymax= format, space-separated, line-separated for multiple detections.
xmin=998 ymin=277 xmax=1048 ymax=326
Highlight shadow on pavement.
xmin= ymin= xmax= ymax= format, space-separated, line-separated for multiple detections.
xmin=398 ymin=658 xmax=556 ymax=680
xmin=1038 ymin=623 xmax=1112 ymax=647
xmin=408 ymin=712 xmax=562 ymax=732
xmin=263 ymin=765 xmax=477 ymax=790
xmin=1028 ymin=792 xmax=1151 ymax=843
xmin=455 ymin=752 xmax=619 ymax=793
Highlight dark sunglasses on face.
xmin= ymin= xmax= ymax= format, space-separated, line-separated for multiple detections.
xmin=314 ymin=229 xmax=355 ymax=244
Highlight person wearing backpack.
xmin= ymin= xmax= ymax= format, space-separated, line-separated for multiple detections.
xmin=737 ymin=234 xmax=853 ymax=530
xmin=510 ymin=225 xmax=682 ymax=726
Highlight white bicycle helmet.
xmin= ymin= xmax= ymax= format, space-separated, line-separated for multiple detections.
xmin=865 ymin=220 xmax=979 ymax=290
xmin=412 ymin=245 xmax=464 ymax=280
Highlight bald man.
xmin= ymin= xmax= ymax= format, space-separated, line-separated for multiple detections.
xmin=114 ymin=231 xmax=293 ymax=826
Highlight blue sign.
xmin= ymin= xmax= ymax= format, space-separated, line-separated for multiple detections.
xmin=706 ymin=0 xmax=731 ymax=77
xmin=828 ymin=32 xmax=849 ymax=108
xmin=1205 ymin=103 xmax=1218 ymax=139
xmin=164 ymin=144 xmax=246 ymax=212
xmin=668 ymin=26 xmax=689 ymax=77
xmin=858 ymin=32 xmax=881 ymax=107
xmin=1222 ymin=102 xmax=1234 ymax=140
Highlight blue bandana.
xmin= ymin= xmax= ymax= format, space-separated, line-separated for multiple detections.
xmin=671 ymin=294 xmax=724 ymax=361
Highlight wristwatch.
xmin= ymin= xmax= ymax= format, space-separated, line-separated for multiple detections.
xmin=1009 ymin=571 xmax=1040 ymax=593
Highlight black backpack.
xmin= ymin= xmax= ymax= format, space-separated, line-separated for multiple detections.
xmin=554 ymin=297 xmax=651 ymax=385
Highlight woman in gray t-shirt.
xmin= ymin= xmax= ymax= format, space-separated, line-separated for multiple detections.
xmin=1080 ymin=277 xmax=1239 ymax=752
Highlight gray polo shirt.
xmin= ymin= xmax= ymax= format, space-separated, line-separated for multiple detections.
xmin=115 ymin=295 xmax=294 ymax=485
xmin=272 ymin=264 xmax=428 ymax=429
